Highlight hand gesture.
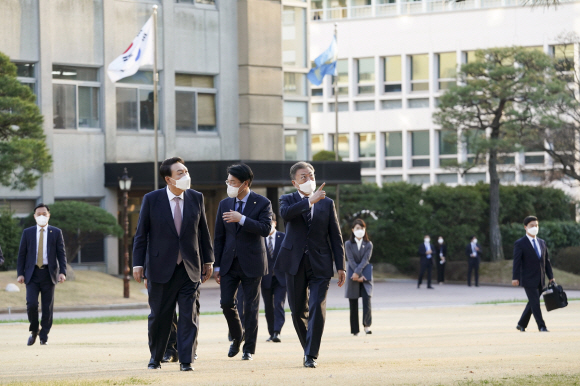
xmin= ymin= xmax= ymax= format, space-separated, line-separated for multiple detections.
xmin=337 ymin=269 xmax=346 ymax=287
xmin=58 ymin=274 xmax=66 ymax=284
xmin=308 ymin=183 xmax=326 ymax=205
xmin=202 ymin=263 xmax=213 ymax=283
xmin=133 ymin=267 xmax=143 ymax=283
xmin=223 ymin=210 xmax=243 ymax=223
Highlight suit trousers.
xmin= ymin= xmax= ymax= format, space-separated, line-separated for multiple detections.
xmin=262 ymin=275 xmax=287 ymax=335
xmin=349 ymin=285 xmax=371 ymax=334
xmin=437 ymin=261 xmax=446 ymax=283
xmin=165 ymin=297 xmax=200 ymax=357
xmin=418 ymin=259 xmax=433 ymax=287
xmin=26 ymin=266 xmax=55 ymax=341
xmin=468 ymin=258 xmax=480 ymax=286
xmin=518 ymin=283 xmax=546 ymax=329
xmin=147 ymin=262 xmax=200 ymax=363
xmin=286 ymin=253 xmax=330 ymax=359
xmin=220 ymin=258 xmax=262 ymax=354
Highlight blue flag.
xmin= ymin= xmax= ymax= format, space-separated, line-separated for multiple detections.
xmin=307 ymin=36 xmax=337 ymax=86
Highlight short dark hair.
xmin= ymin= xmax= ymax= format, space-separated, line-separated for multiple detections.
xmin=227 ymin=163 xmax=254 ymax=187
xmin=34 ymin=203 xmax=50 ymax=213
xmin=290 ymin=162 xmax=315 ymax=180
xmin=350 ymin=218 xmax=370 ymax=243
xmin=160 ymin=157 xmax=185 ymax=179
xmin=471 ymin=235 xmax=477 ymax=241
xmin=523 ymin=216 xmax=538 ymax=226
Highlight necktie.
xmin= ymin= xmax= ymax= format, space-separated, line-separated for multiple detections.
xmin=532 ymin=239 xmax=541 ymax=259
xmin=304 ymin=197 xmax=312 ymax=230
xmin=174 ymin=197 xmax=183 ymax=264
xmin=37 ymin=228 xmax=44 ymax=268
xmin=267 ymin=236 xmax=274 ymax=258
xmin=236 ymin=200 xmax=243 ymax=213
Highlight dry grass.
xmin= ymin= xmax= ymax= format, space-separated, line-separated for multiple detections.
xmin=478 ymin=261 xmax=580 ymax=289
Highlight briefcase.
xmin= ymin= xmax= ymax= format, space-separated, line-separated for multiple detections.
xmin=542 ymin=282 xmax=568 ymax=312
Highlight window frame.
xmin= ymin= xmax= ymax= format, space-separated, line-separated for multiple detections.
xmin=115 ymin=80 xmax=158 ymax=133
xmin=384 ymin=131 xmax=403 ymax=169
xmin=358 ymin=132 xmax=377 ymax=169
xmin=356 ymin=57 xmax=375 ymax=95
xmin=437 ymin=52 xmax=457 ymax=91
xmin=383 ymin=55 xmax=402 ymax=94
xmin=14 ymin=62 xmax=37 ymax=99
xmin=409 ymin=54 xmax=429 ymax=92
xmin=411 ymin=130 xmax=430 ymax=168
xmin=438 ymin=130 xmax=458 ymax=167
xmin=174 ymin=77 xmax=218 ymax=134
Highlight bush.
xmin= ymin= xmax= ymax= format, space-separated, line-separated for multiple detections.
xmin=554 ymin=246 xmax=580 ymax=275
xmin=0 ymin=206 xmax=23 ymax=270
xmin=501 ymin=221 xmax=580 ymax=259
xmin=313 ymin=150 xmax=342 ymax=161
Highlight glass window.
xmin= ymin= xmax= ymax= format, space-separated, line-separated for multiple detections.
xmin=410 ymin=54 xmax=429 ymax=91
xmin=116 ymin=88 xmax=138 ymax=130
xmin=331 ymin=134 xmax=350 ymax=159
xmin=521 ymin=171 xmax=544 ymax=182
xmin=312 ymin=87 xmax=323 ymax=97
xmin=284 ymin=101 xmax=308 ymax=125
xmin=357 ymin=58 xmax=375 ymax=95
xmin=16 ymin=63 xmax=35 ymax=77
xmin=174 ymin=74 xmax=217 ymax=133
xmin=385 ymin=132 xmax=403 ymax=168
xmin=499 ymin=172 xmax=516 ymax=183
xmin=439 ymin=130 xmax=457 ymax=155
xmin=465 ymin=173 xmax=486 ymax=184
xmin=311 ymin=134 xmax=324 ymax=155
xmin=140 ymin=90 xmax=154 ymax=130
xmin=328 ymin=102 xmax=349 ymax=112
xmin=408 ymin=98 xmax=429 ymax=109
xmin=332 ymin=59 xmax=349 ymax=96
xmin=52 ymin=65 xmax=100 ymax=129
xmin=78 ymin=86 xmax=99 ymax=128
xmin=312 ymin=103 xmax=323 ymax=112
xmin=551 ymin=44 xmax=575 ymax=72
xmin=463 ymin=51 xmax=479 ymax=64
xmin=498 ymin=155 xmax=515 ymax=165
xmin=408 ymin=174 xmax=430 ymax=185
xmin=412 ymin=131 xmax=430 ymax=167
xmin=176 ymin=91 xmax=196 ymax=131
xmin=384 ymin=56 xmax=401 ymax=93
xmin=464 ymin=130 xmax=486 ymax=155
xmin=355 ymin=101 xmax=375 ymax=111
xmin=436 ymin=174 xmax=458 ymax=183
xmin=285 ymin=130 xmax=308 ymax=160
xmin=358 ymin=133 xmax=376 ymax=158
xmin=198 ymin=94 xmax=216 ymax=131
xmin=284 ymin=73 xmax=307 ymax=96
xmin=381 ymin=100 xmax=402 ymax=110
xmin=285 ymin=134 xmax=297 ymax=160
xmin=175 ymin=74 xmax=214 ymax=88
xmin=53 ymin=84 xmax=76 ymax=129
xmin=362 ymin=176 xmax=376 ymax=184
xmin=52 ymin=65 xmax=98 ymax=81
xmin=282 ymin=7 xmax=307 ymax=67
xmin=117 ymin=71 xmax=153 ymax=85
xmin=438 ymin=52 xmax=456 ymax=90
xmin=525 ymin=155 xmax=545 ymax=165
xmin=383 ymin=175 xmax=403 ymax=183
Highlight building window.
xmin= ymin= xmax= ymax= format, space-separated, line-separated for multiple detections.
xmin=332 ymin=59 xmax=349 ymax=96
xmin=383 ymin=175 xmax=403 ymax=183
xmin=284 ymin=101 xmax=308 ymax=125
xmin=312 ymin=86 xmax=323 ymax=97
xmin=116 ymin=71 xmax=155 ymax=131
xmin=499 ymin=172 xmax=516 ymax=183
xmin=285 ymin=130 xmax=308 ymax=160
xmin=355 ymin=101 xmax=375 ymax=111
xmin=438 ymin=130 xmax=457 ymax=167
xmin=463 ymin=51 xmax=478 ymax=64
xmin=362 ymin=176 xmax=376 ymax=184
xmin=408 ymin=174 xmax=430 ymax=185
xmin=283 ymin=6 xmax=307 ymax=68
xmin=175 ymin=0 xmax=216 ymax=4
xmin=521 ymin=171 xmax=544 ymax=182
xmin=175 ymin=74 xmax=217 ymax=132
xmin=383 ymin=56 xmax=401 ymax=93
xmin=408 ymin=98 xmax=429 ymax=109
xmin=312 ymin=103 xmax=323 ymax=112
xmin=410 ymin=54 xmax=429 ymax=92
xmin=464 ymin=130 xmax=486 ymax=165
xmin=284 ymin=73 xmax=307 ymax=96
xmin=52 ymin=65 xmax=100 ymax=129
xmin=358 ymin=133 xmax=376 ymax=169
xmin=328 ymin=102 xmax=349 ymax=112
xmin=15 ymin=62 xmax=36 ymax=95
xmin=436 ymin=174 xmax=458 ymax=184
xmin=551 ymin=44 xmax=574 ymax=72
xmin=498 ymin=155 xmax=515 ymax=165
xmin=465 ymin=173 xmax=486 ymax=184
xmin=381 ymin=99 xmax=402 ymax=110
xmin=523 ymin=141 xmax=545 ymax=165
xmin=411 ymin=131 xmax=430 ymax=167
xmin=311 ymin=134 xmax=325 ymax=156
xmin=357 ymin=58 xmax=375 ymax=95
xmin=437 ymin=52 xmax=456 ymax=90
xmin=330 ymin=133 xmax=350 ymax=159
xmin=385 ymin=132 xmax=403 ymax=168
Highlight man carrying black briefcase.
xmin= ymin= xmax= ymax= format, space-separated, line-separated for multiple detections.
xmin=543 ymin=281 xmax=568 ymax=312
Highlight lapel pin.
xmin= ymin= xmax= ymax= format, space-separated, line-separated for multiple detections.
xmin=254 ymin=202 xmax=256 ymax=204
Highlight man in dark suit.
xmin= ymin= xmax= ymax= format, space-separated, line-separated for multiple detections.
xmin=275 ymin=162 xmax=346 ymax=369
xmin=466 ymin=236 xmax=482 ymax=287
xmin=261 ymin=213 xmax=286 ymax=343
xmin=512 ymin=216 xmax=555 ymax=332
xmin=133 ymin=157 xmax=214 ymax=371
xmin=16 ymin=204 xmax=67 ymax=345
xmin=213 ymin=163 xmax=272 ymax=361
xmin=435 ymin=236 xmax=447 ymax=285
xmin=417 ymin=235 xmax=435 ymax=289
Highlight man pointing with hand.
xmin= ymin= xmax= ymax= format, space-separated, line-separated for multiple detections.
xmin=275 ymin=162 xmax=346 ymax=369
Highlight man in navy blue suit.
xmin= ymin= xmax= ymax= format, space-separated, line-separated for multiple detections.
xmin=261 ymin=213 xmax=286 ymax=343
xmin=132 ymin=157 xmax=214 ymax=371
xmin=17 ymin=204 xmax=67 ymax=346
xmin=512 ymin=216 xmax=555 ymax=332
xmin=417 ymin=234 xmax=435 ymax=289
xmin=466 ymin=235 xmax=482 ymax=287
xmin=275 ymin=162 xmax=346 ymax=368
xmin=213 ymin=163 xmax=272 ymax=361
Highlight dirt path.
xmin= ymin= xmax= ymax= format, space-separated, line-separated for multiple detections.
xmin=1 ymin=303 xmax=579 ymax=385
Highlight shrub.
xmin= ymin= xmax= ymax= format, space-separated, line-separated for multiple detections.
xmin=500 ymin=221 xmax=580 ymax=259
xmin=0 ymin=206 xmax=23 ymax=270
xmin=554 ymin=246 xmax=580 ymax=275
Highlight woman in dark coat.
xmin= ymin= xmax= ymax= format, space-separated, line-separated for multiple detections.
xmin=344 ymin=218 xmax=373 ymax=336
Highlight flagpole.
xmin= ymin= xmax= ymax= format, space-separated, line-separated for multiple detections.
xmin=333 ymin=23 xmax=340 ymax=221
xmin=152 ymin=5 xmax=159 ymax=191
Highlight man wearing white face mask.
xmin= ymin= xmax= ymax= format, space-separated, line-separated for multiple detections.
xmin=465 ymin=236 xmax=482 ymax=287
xmin=512 ymin=216 xmax=555 ymax=332
xmin=17 ymin=204 xmax=67 ymax=346
xmin=417 ymin=235 xmax=435 ymax=289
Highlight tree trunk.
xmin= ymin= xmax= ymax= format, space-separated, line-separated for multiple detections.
xmin=488 ymin=127 xmax=504 ymax=261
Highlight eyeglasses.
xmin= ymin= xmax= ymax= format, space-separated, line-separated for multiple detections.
xmin=225 ymin=180 xmax=243 ymax=187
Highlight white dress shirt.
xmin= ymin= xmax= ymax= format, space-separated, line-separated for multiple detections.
xmin=471 ymin=242 xmax=477 ymax=256
xmin=526 ymin=234 xmax=541 ymax=256
xmin=424 ymin=242 xmax=432 ymax=258
xmin=267 ymin=232 xmax=277 ymax=251
xmin=235 ymin=190 xmax=251 ymax=226
xmin=355 ymin=237 xmax=363 ymax=251
xmin=297 ymin=191 xmax=315 ymax=219
xmin=36 ymin=224 xmax=49 ymax=265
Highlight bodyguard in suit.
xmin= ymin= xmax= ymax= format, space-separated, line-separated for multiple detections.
xmin=213 ymin=163 xmax=272 ymax=361
xmin=275 ymin=162 xmax=346 ymax=368
xmin=417 ymin=235 xmax=435 ymax=289
xmin=435 ymin=236 xmax=447 ymax=285
xmin=133 ymin=157 xmax=214 ymax=371
xmin=466 ymin=236 xmax=482 ymax=287
xmin=512 ymin=216 xmax=555 ymax=332
xmin=261 ymin=213 xmax=287 ymax=343
xmin=16 ymin=204 xmax=67 ymax=345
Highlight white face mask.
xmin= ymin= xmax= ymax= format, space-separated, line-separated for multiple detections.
xmin=424 ymin=238 xmax=430 ymax=244
xmin=298 ymin=180 xmax=316 ymax=195
xmin=354 ymin=229 xmax=366 ymax=239
xmin=472 ymin=239 xmax=478 ymax=244
xmin=35 ymin=215 xmax=49 ymax=227
xmin=171 ymin=174 xmax=191 ymax=191
xmin=227 ymin=182 xmax=245 ymax=198
xmin=438 ymin=238 xmax=444 ymax=244
xmin=527 ymin=226 xmax=539 ymax=236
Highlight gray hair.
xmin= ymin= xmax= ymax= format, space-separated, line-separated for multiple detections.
xmin=290 ymin=162 xmax=315 ymax=180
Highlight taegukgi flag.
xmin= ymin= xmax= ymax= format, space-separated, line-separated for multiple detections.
xmin=307 ymin=36 xmax=337 ymax=86
xmin=107 ymin=16 xmax=154 ymax=83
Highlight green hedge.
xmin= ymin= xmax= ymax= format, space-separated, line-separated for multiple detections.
xmin=0 ymin=206 xmax=23 ymax=271
xmin=501 ymin=221 xmax=580 ymax=259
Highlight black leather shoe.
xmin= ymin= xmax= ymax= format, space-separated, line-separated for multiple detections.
xmin=241 ymin=352 xmax=253 ymax=361
xmin=266 ymin=335 xmax=273 ymax=342
xmin=27 ymin=331 xmax=39 ymax=346
xmin=427 ymin=286 xmax=434 ymax=289
xmin=180 ymin=363 xmax=193 ymax=371
xmin=194 ymin=353 xmax=198 ymax=361
xmin=161 ymin=352 xmax=178 ymax=363
xmin=304 ymin=355 xmax=317 ymax=368
xmin=228 ymin=335 xmax=244 ymax=358
xmin=39 ymin=339 xmax=48 ymax=345
xmin=539 ymin=327 xmax=550 ymax=332
xmin=516 ymin=325 xmax=526 ymax=332
xmin=272 ymin=332 xmax=281 ymax=343
xmin=148 ymin=360 xmax=161 ymax=370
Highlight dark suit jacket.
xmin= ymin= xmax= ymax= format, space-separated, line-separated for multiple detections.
xmin=213 ymin=191 xmax=272 ymax=278
xmin=465 ymin=243 xmax=482 ymax=259
xmin=262 ymin=231 xmax=286 ymax=289
xmin=17 ymin=226 xmax=66 ymax=285
xmin=133 ymin=188 xmax=214 ymax=284
xmin=512 ymin=236 xmax=553 ymax=288
xmin=435 ymin=244 xmax=447 ymax=260
xmin=275 ymin=192 xmax=345 ymax=279
xmin=418 ymin=242 xmax=435 ymax=264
